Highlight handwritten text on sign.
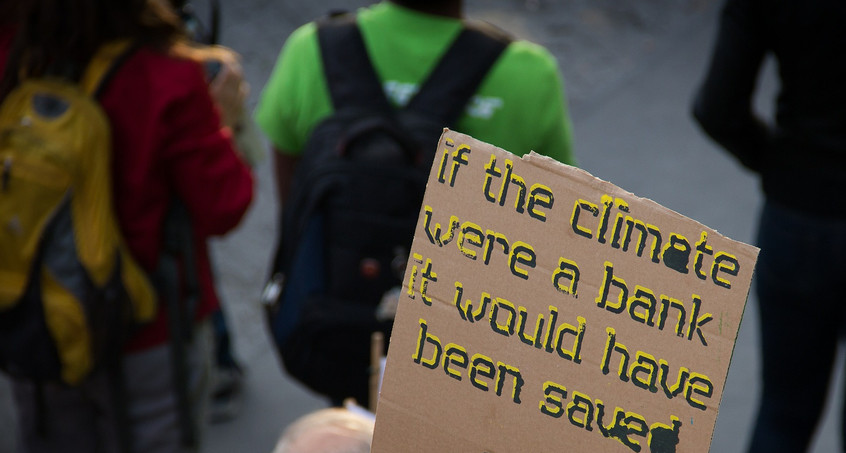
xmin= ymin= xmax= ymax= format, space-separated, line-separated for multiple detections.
xmin=372 ymin=130 xmax=758 ymax=453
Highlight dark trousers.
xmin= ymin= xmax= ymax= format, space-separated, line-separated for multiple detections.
xmin=748 ymin=200 xmax=846 ymax=453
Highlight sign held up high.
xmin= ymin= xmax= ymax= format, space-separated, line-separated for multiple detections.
xmin=372 ymin=130 xmax=759 ymax=452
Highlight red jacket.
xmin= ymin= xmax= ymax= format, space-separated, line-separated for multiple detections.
xmin=0 ymin=31 xmax=254 ymax=350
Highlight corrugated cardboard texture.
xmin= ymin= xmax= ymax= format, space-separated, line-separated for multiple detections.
xmin=372 ymin=130 xmax=759 ymax=453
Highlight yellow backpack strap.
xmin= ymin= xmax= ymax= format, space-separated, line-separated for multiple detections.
xmin=75 ymin=39 xmax=159 ymax=325
xmin=79 ymin=40 xmax=137 ymax=97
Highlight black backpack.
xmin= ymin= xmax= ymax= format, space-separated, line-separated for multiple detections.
xmin=263 ymin=13 xmax=510 ymax=407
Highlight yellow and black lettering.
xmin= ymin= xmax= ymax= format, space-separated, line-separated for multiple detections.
xmin=656 ymin=294 xmax=713 ymax=346
xmin=595 ymin=264 xmax=713 ymax=345
xmin=610 ymin=199 xmax=631 ymax=249
xmin=483 ymin=155 xmax=502 ymax=203
xmin=406 ymin=253 xmax=423 ymax=300
xmin=554 ymin=316 xmax=587 ymax=364
xmin=527 ymin=184 xmax=554 ymax=222
xmin=621 ymin=217 xmax=663 ymax=264
xmin=497 ymin=159 xmax=515 ymax=207
xmin=658 ymin=360 xmax=689 ymax=400
xmin=685 ymin=373 xmax=713 ymax=411
xmin=539 ymin=381 xmax=567 ymax=418
xmin=422 ymin=205 xmax=459 ymax=247
xmin=483 ymin=157 xmax=551 ymax=220
xmin=470 ymin=354 xmax=496 ymax=392
xmin=623 ymin=413 xmax=649 ymax=452
xmin=509 ymin=173 xmax=528 ymax=213
xmin=482 ymin=230 xmax=509 ymax=265
xmin=453 ymin=282 xmax=491 ymax=323
xmin=435 ymin=138 xmax=453 ymax=184
xmin=693 ymin=232 xmax=713 ymax=280
xmin=567 ymin=392 xmax=595 ymax=431
xmin=628 ymin=286 xmax=657 ymax=327
xmin=630 ymin=352 xmax=660 ymax=394
xmin=540 ymin=384 xmax=683 ymax=452
xmin=597 ymin=404 xmax=642 ymax=452
xmin=687 ymin=295 xmax=712 ymax=346
xmin=601 ymin=327 xmax=630 ymax=382
xmin=495 ymin=362 xmax=524 ymax=403
xmin=509 ymin=241 xmax=536 ymax=280
xmin=490 ymin=297 xmax=518 ymax=337
xmin=711 ymin=252 xmax=739 ymax=289
xmin=457 ymin=221 xmax=484 ymax=260
xmin=447 ymin=144 xmax=471 ymax=187
xmin=597 ymin=195 xmax=616 ymax=244
xmin=443 ymin=343 xmax=468 ymax=381
xmin=594 ymin=400 xmax=613 ymax=438
xmin=596 ymin=262 xmax=628 ymax=314
xmin=412 ymin=319 xmax=441 ymax=369
xmin=572 ymin=193 xmax=743 ymax=290
xmin=517 ymin=307 xmax=547 ymax=349
xmin=483 ymin=156 xmax=521 ymax=209
xmin=452 ymin=284 xmax=595 ymax=369
xmin=570 ymin=199 xmax=599 ymax=239
xmin=402 ymin=254 xmax=437 ymax=306
xmin=543 ymin=306 xmax=560 ymax=353
xmin=658 ymin=296 xmax=687 ymax=338
xmin=419 ymin=259 xmax=438 ymax=306
xmin=413 ymin=319 xmax=524 ymax=404
xmin=552 ymin=257 xmax=580 ymax=297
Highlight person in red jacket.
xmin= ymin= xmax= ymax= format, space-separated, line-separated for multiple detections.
xmin=0 ymin=1 xmax=253 ymax=452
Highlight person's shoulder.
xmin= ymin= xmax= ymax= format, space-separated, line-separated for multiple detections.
xmin=138 ymin=45 xmax=206 ymax=77
xmin=116 ymin=44 xmax=208 ymax=97
xmin=97 ymin=43 xmax=218 ymax=125
xmin=283 ymin=20 xmax=319 ymax=52
xmin=500 ymin=39 xmax=559 ymax=74
xmin=482 ymin=37 xmax=561 ymax=93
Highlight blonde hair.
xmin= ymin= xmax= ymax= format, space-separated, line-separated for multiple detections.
xmin=272 ymin=408 xmax=375 ymax=453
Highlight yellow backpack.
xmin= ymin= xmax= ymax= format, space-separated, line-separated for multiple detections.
xmin=0 ymin=42 xmax=156 ymax=386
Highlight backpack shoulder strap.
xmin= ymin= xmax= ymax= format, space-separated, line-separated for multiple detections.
xmin=316 ymin=14 xmax=392 ymax=112
xmin=79 ymin=40 xmax=139 ymax=98
xmin=405 ymin=20 xmax=512 ymax=127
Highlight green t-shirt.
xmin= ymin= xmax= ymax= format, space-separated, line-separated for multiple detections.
xmin=254 ymin=1 xmax=576 ymax=165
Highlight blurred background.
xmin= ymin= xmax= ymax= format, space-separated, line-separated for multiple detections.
xmin=1 ymin=1 xmax=842 ymax=452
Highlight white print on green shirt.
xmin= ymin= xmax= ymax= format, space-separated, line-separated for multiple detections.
xmin=384 ymin=80 xmax=503 ymax=119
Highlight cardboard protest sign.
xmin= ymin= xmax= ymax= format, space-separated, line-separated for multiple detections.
xmin=371 ymin=130 xmax=759 ymax=453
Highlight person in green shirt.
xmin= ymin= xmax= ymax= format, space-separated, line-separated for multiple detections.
xmin=255 ymin=0 xmax=576 ymax=204
xmin=254 ymin=0 xmax=576 ymax=407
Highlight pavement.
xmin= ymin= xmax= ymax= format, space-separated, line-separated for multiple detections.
xmin=1 ymin=0 xmax=843 ymax=452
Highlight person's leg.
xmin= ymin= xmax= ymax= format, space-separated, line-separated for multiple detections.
xmin=747 ymin=201 xmax=843 ymax=453
xmin=124 ymin=320 xmax=213 ymax=453
xmin=12 ymin=369 xmax=121 ymax=453
xmin=209 ymin=308 xmax=244 ymax=423
xmin=11 ymin=323 xmax=212 ymax=453
xmin=212 ymin=308 xmax=239 ymax=370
